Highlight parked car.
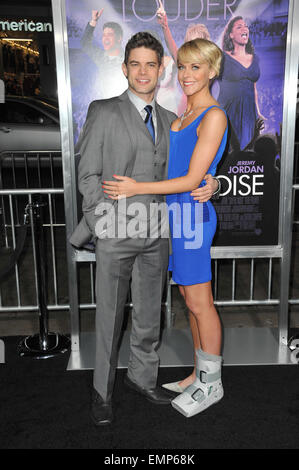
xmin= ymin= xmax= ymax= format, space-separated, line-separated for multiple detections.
xmin=0 ymin=95 xmax=61 ymax=155
xmin=0 ymin=95 xmax=63 ymax=191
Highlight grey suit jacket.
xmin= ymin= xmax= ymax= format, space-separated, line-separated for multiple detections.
xmin=70 ymin=90 xmax=176 ymax=248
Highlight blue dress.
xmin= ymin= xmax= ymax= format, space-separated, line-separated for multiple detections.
xmin=166 ymin=106 xmax=228 ymax=286
xmin=218 ymin=52 xmax=260 ymax=150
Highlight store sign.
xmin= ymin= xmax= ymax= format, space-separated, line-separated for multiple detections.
xmin=0 ymin=19 xmax=52 ymax=32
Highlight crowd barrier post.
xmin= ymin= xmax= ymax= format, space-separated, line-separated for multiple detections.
xmin=18 ymin=196 xmax=70 ymax=358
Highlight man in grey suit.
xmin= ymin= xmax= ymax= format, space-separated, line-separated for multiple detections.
xmin=71 ymin=32 xmax=218 ymax=426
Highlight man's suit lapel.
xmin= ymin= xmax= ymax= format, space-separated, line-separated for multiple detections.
xmin=118 ymin=91 xmax=153 ymax=145
xmin=117 ymin=91 xmax=138 ymax=152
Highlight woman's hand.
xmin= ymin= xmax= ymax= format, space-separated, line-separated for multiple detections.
xmin=102 ymin=175 xmax=138 ymax=199
xmin=190 ymin=174 xmax=218 ymax=202
xmin=156 ymin=0 xmax=168 ymax=28
xmin=90 ymin=9 xmax=104 ymax=27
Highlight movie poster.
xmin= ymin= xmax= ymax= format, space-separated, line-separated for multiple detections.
xmin=65 ymin=0 xmax=289 ymax=246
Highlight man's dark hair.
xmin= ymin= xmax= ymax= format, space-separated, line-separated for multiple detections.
xmin=103 ymin=22 xmax=123 ymax=41
xmin=124 ymin=31 xmax=164 ymax=65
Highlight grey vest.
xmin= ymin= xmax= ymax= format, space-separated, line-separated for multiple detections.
xmin=70 ymin=92 xmax=176 ymax=246
xmin=117 ymin=103 xmax=168 ymax=226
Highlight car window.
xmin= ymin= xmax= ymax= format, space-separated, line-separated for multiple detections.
xmin=0 ymin=101 xmax=56 ymax=125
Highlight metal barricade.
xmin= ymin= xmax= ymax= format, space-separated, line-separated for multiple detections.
xmin=289 ymin=140 xmax=299 ymax=309
xmin=0 ymin=150 xmax=67 ymax=315
xmin=0 ymin=148 xmax=297 ymax=319
xmin=0 ymin=188 xmax=65 ymax=314
xmin=0 ymin=144 xmax=298 ymax=363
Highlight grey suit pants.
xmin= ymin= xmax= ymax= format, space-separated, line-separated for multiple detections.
xmin=93 ymin=235 xmax=169 ymax=402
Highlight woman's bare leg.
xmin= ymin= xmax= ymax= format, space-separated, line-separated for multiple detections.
xmin=176 ymin=286 xmax=200 ymax=389
xmin=171 ymin=282 xmax=223 ymax=416
xmin=168 ymin=282 xmax=221 ymax=390
xmin=183 ymin=281 xmax=221 ymax=355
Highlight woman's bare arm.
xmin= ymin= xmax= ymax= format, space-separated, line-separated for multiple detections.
xmin=102 ymin=109 xmax=227 ymax=198
xmin=156 ymin=1 xmax=178 ymax=62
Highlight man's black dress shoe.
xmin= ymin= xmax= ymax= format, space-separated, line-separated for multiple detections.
xmin=91 ymin=389 xmax=113 ymax=426
xmin=124 ymin=375 xmax=172 ymax=405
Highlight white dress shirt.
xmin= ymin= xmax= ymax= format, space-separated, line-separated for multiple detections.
xmin=127 ymin=89 xmax=157 ymax=143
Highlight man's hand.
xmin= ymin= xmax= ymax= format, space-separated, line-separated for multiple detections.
xmin=90 ymin=9 xmax=104 ymax=27
xmin=191 ymin=174 xmax=219 ymax=202
xmin=156 ymin=0 xmax=168 ymax=28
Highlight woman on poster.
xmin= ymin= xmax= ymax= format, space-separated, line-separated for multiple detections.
xmin=156 ymin=0 xmax=211 ymax=115
xmin=218 ymin=16 xmax=265 ymax=150
xmin=156 ymin=0 xmax=211 ymax=62
xmin=102 ymin=38 xmax=228 ymax=418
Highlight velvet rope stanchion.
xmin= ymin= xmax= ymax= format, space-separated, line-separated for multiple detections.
xmin=18 ymin=197 xmax=70 ymax=359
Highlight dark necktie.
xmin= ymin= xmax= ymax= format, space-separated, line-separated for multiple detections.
xmin=144 ymin=105 xmax=155 ymax=143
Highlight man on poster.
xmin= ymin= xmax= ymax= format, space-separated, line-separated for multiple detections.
xmin=81 ymin=8 xmax=127 ymax=98
xmin=71 ymin=31 xmax=219 ymax=426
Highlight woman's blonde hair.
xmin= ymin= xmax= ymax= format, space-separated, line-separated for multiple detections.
xmin=177 ymin=38 xmax=222 ymax=77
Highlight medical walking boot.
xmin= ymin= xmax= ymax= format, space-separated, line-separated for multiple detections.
xmin=171 ymin=349 xmax=223 ymax=418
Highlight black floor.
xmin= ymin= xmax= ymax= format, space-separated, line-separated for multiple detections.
xmin=0 ymin=336 xmax=298 ymax=450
